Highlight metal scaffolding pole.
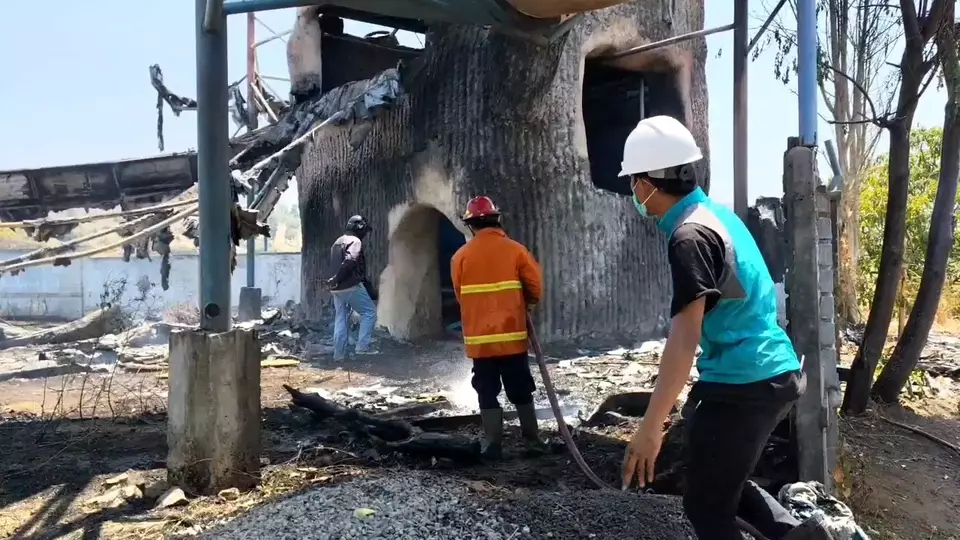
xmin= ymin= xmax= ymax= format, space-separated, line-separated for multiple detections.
xmin=196 ymin=0 xmax=232 ymax=332
xmin=246 ymin=12 xmax=258 ymax=288
xmin=602 ymin=23 xmax=735 ymax=60
xmin=733 ymin=0 xmax=749 ymax=218
xmin=797 ymin=0 xmax=818 ymax=146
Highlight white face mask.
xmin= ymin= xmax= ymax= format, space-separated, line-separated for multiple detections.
xmin=631 ymin=178 xmax=657 ymax=219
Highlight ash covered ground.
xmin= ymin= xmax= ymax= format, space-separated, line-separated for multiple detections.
xmin=2 ymin=307 xmax=957 ymax=538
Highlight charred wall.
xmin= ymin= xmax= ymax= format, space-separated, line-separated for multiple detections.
xmin=299 ymin=0 xmax=707 ymax=342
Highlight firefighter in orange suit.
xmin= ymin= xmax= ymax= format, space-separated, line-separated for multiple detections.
xmin=451 ymin=196 xmax=547 ymax=459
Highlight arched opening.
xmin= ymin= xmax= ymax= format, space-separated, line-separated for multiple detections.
xmin=377 ymin=205 xmax=467 ymax=341
xmin=582 ymin=60 xmax=688 ymax=195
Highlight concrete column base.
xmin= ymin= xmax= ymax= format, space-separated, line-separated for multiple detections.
xmin=238 ymin=287 xmax=262 ymax=322
xmin=167 ymin=328 xmax=261 ymax=495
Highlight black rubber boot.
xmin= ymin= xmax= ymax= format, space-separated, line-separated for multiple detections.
xmin=516 ymin=403 xmax=547 ymax=456
xmin=479 ymin=408 xmax=503 ymax=460
xmin=783 ymin=514 xmax=835 ymax=540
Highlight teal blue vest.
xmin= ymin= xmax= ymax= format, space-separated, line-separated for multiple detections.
xmin=657 ymin=188 xmax=800 ymax=384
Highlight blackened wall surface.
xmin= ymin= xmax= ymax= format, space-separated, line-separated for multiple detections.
xmin=299 ymin=0 xmax=707 ymax=342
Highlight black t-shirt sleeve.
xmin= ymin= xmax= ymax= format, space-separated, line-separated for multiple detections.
xmin=667 ymin=223 xmax=727 ymax=317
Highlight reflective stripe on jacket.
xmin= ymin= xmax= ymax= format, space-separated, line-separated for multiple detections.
xmin=451 ymin=228 xmax=543 ymax=359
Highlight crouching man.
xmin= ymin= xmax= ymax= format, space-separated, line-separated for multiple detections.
xmin=325 ymin=215 xmax=379 ymax=361
xmin=616 ymin=116 xmax=824 ymax=540
xmin=452 ymin=196 xmax=547 ymax=459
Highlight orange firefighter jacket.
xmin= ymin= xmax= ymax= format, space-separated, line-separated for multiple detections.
xmin=451 ymin=228 xmax=543 ymax=359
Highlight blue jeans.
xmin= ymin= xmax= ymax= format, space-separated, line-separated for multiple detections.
xmin=331 ymin=285 xmax=377 ymax=359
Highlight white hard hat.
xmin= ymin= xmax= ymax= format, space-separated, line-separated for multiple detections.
xmin=618 ymin=115 xmax=703 ymax=177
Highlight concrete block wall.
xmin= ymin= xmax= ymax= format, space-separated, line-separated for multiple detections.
xmin=782 ymin=144 xmax=840 ymax=491
xmin=816 ymin=188 xmax=843 ymax=416
xmin=0 ymin=250 xmax=301 ymax=321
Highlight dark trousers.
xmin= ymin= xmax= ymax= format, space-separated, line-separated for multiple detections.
xmin=682 ymin=372 xmax=805 ymax=540
xmin=471 ymin=353 xmax=536 ymax=410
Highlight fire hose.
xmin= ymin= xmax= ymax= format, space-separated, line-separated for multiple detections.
xmin=525 ymin=314 xmax=771 ymax=540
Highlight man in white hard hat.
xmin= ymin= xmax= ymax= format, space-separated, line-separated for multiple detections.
xmin=617 ymin=115 xmax=813 ymax=539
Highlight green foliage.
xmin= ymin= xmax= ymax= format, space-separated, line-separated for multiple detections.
xmin=858 ymin=127 xmax=960 ymax=315
xmin=753 ymin=1 xmax=902 ymax=89
xmin=267 ymin=200 xmax=302 ymax=252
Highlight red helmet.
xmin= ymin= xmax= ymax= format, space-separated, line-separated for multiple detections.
xmin=462 ymin=196 xmax=500 ymax=221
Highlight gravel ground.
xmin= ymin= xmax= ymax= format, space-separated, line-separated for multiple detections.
xmin=204 ymin=471 xmax=699 ymax=540
xmin=495 ymin=490 xmax=697 ymax=539
xmin=204 ymin=472 xmax=521 ymax=540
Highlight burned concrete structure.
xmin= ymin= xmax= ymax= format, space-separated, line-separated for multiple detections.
xmin=294 ymin=1 xmax=708 ymax=342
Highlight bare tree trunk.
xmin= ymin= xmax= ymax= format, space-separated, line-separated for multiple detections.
xmin=0 ymin=306 xmax=124 ymax=350
xmin=898 ymin=265 xmax=908 ymax=338
xmin=841 ymin=0 xmax=949 ymax=415
xmin=836 ymin=180 xmax=862 ymax=327
xmin=873 ymin=15 xmax=960 ymax=404
xmin=830 ymin=0 xmax=862 ymax=329
xmin=820 ymin=0 xmax=890 ymax=329
xmin=842 ymin=120 xmax=913 ymax=414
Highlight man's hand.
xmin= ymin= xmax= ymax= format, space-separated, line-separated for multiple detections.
xmin=621 ymin=419 xmax=664 ymax=490
xmin=325 ymin=277 xmax=337 ymax=289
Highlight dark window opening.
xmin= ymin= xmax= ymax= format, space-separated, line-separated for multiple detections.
xmin=319 ymin=15 xmax=424 ymax=93
xmin=582 ymin=61 xmax=688 ymax=196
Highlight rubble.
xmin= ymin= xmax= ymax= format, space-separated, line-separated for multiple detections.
xmin=0 ymin=297 xmax=954 ymax=539
xmin=0 ymin=320 xmax=30 ymax=341
xmin=917 ymin=334 xmax=960 ymax=378
xmin=84 ymin=471 xmax=150 ymax=510
xmin=218 ymin=487 xmax=241 ymax=501
xmin=156 ymin=487 xmax=189 ymax=509
xmin=285 ymin=385 xmax=482 ymax=463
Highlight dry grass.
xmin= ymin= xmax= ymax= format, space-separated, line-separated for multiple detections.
xmin=162 ymin=303 xmax=200 ymax=326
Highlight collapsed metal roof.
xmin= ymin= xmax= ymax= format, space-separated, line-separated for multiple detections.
xmin=0 ymin=153 xmax=202 ymax=221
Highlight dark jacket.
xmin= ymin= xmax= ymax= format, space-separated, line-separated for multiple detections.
xmin=326 ymin=233 xmax=367 ymax=292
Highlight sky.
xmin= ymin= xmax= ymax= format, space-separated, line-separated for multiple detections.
xmin=0 ymin=1 xmax=948 ymax=207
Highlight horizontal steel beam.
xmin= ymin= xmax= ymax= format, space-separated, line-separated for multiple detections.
xmin=224 ymin=0 xmax=316 ymax=15
xmin=601 ymin=23 xmax=735 ymax=61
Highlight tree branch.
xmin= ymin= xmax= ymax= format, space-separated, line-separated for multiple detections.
xmin=900 ymin=0 xmax=921 ymax=40
xmin=825 ymin=63 xmax=884 ymax=123
xmin=878 ymin=414 xmax=960 ymax=458
xmin=921 ymin=0 xmax=952 ymax=41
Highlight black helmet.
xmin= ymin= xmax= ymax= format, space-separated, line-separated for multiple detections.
xmin=346 ymin=215 xmax=369 ymax=235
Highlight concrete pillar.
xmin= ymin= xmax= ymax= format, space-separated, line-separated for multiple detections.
xmin=782 ymin=142 xmax=839 ymax=491
xmin=167 ymin=328 xmax=261 ymax=494
xmin=238 ymin=286 xmax=263 ymax=322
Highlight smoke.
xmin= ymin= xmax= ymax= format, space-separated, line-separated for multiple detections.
xmin=428 ymin=355 xmax=477 ymax=413
xmin=443 ymin=368 xmax=476 ymax=412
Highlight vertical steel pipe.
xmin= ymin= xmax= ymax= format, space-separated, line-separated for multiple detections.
xmin=196 ymin=0 xmax=232 ymax=331
xmin=797 ymin=0 xmax=818 ymax=146
xmin=246 ymin=12 xmax=258 ymax=288
xmin=733 ymin=0 xmax=749 ymax=218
